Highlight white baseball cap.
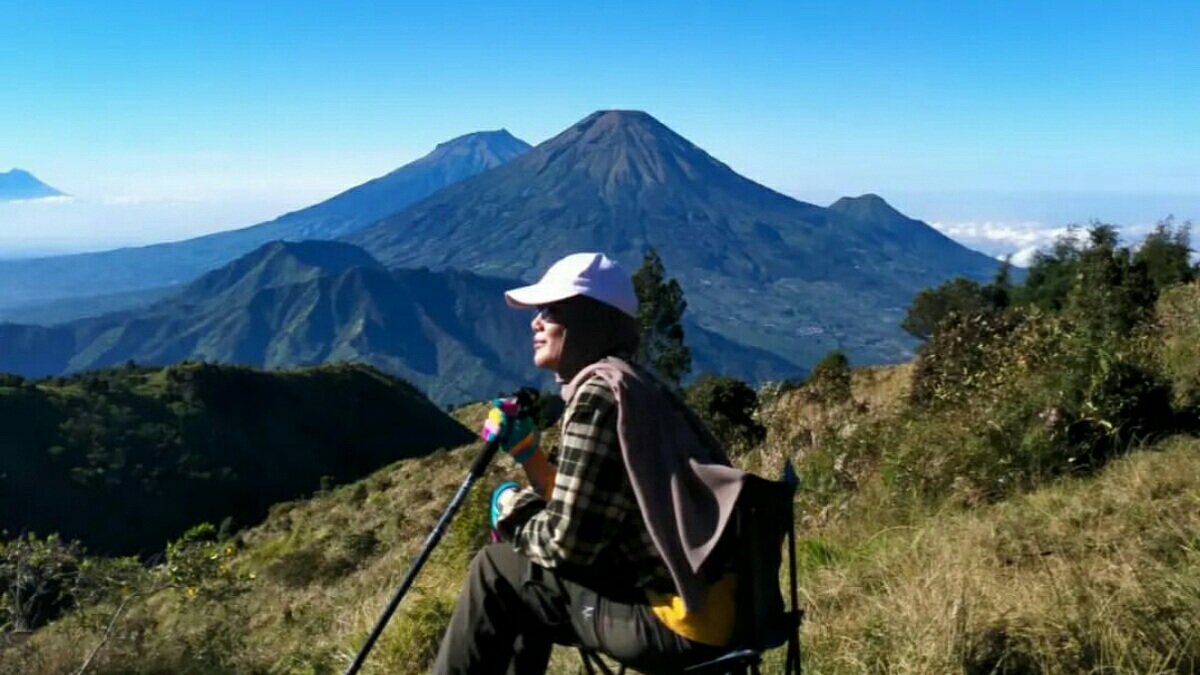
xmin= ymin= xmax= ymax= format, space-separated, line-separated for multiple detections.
xmin=505 ymin=252 xmax=639 ymax=318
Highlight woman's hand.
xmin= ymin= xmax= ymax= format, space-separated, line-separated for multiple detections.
xmin=480 ymin=397 xmax=539 ymax=464
xmin=480 ymin=397 xmax=556 ymax=499
xmin=490 ymin=481 xmax=521 ymax=531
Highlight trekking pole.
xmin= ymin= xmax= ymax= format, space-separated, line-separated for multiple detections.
xmin=341 ymin=389 xmax=537 ymax=675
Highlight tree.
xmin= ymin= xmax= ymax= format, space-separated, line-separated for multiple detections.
xmin=987 ymin=256 xmax=1013 ymax=310
xmin=1068 ymin=222 xmax=1156 ymax=336
xmin=1011 ymin=227 xmax=1084 ymax=311
xmin=632 ymin=248 xmax=692 ymax=390
xmin=1135 ymin=216 xmax=1195 ymax=292
xmin=684 ymin=374 xmax=765 ymax=455
xmin=901 ymin=277 xmax=995 ymax=340
xmin=806 ymin=349 xmax=852 ymax=404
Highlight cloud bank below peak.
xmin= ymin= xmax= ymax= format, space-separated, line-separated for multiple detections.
xmin=930 ymin=218 xmax=1190 ymax=267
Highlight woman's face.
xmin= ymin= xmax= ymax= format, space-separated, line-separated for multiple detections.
xmin=531 ymin=303 xmax=566 ymax=371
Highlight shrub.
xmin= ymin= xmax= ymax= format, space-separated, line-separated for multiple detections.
xmin=902 ymin=277 xmax=1003 ymax=340
xmin=341 ymin=529 xmax=380 ymax=565
xmin=0 ymin=533 xmax=83 ymax=633
xmin=685 ymin=374 xmax=766 ymax=456
xmin=1157 ymin=282 xmax=1200 ymax=414
xmin=909 ymin=310 xmax=1025 ymax=409
xmin=893 ymin=304 xmax=1175 ymax=505
xmin=805 ymin=349 xmax=852 ymax=404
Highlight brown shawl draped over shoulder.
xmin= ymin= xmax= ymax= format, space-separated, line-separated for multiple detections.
xmin=561 ymin=356 xmax=749 ymax=612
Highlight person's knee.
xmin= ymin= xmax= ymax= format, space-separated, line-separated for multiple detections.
xmin=468 ymin=543 xmax=525 ymax=589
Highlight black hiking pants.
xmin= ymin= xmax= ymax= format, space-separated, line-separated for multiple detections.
xmin=432 ymin=543 xmax=725 ymax=675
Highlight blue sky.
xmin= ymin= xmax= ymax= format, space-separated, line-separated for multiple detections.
xmin=2 ymin=1 xmax=1198 ymax=257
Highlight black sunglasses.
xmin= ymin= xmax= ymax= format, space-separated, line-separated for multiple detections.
xmin=534 ymin=304 xmax=564 ymax=324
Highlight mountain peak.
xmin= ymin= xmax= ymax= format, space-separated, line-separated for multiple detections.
xmin=829 ymin=193 xmax=908 ymax=223
xmin=567 ymin=109 xmax=673 ymax=140
xmin=180 ymin=240 xmax=384 ymax=301
xmin=433 ymin=128 xmax=522 ymax=149
xmin=0 ymin=168 xmax=66 ymax=201
xmin=579 ymin=109 xmax=659 ymax=126
xmin=503 ymin=109 xmax=745 ymax=195
xmin=425 ymin=129 xmax=532 ymax=164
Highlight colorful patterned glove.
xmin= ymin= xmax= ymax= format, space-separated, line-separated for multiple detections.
xmin=480 ymin=397 xmax=539 ymax=464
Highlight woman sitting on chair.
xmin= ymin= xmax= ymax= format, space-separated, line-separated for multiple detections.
xmin=433 ymin=252 xmax=750 ymax=675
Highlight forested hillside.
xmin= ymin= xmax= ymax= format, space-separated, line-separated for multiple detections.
xmin=0 ymin=362 xmax=474 ymax=556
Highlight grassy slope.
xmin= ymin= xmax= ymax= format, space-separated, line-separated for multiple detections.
xmin=784 ymin=435 xmax=1200 ymax=674
xmin=6 ymin=369 xmax=1199 ymax=675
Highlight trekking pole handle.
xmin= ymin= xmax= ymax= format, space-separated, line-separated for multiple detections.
xmin=469 ymin=437 xmax=502 ymax=478
xmin=473 ymin=387 xmax=540 ymax=474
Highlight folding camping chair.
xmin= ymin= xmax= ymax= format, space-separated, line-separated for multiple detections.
xmin=577 ymin=464 xmax=804 ymax=675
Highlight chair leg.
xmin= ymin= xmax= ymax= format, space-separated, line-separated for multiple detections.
xmin=578 ymin=648 xmax=622 ymax=675
xmin=579 ymin=648 xmax=598 ymax=675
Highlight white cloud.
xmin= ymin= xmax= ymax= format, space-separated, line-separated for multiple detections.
xmin=931 ymin=220 xmax=1065 ymax=246
xmin=929 ymin=219 xmax=1171 ymax=263
xmin=1 ymin=195 xmax=76 ymax=205
xmin=99 ymin=195 xmax=198 ymax=207
xmin=929 ymin=220 xmax=1069 ymax=260
xmin=1009 ymin=245 xmax=1043 ymax=268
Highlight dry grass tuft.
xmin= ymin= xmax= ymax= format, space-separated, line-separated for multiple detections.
xmin=789 ymin=436 xmax=1200 ymax=675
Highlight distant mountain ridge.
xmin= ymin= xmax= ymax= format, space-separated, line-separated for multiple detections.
xmin=346 ymin=110 xmax=1002 ymax=367
xmin=0 ymin=131 xmax=531 ymax=309
xmin=0 ymin=240 xmax=798 ymax=403
xmin=0 ymin=168 xmax=65 ymax=201
xmin=1 ymin=110 xmax=1003 ymax=377
xmin=256 ymin=129 xmax=530 ymax=242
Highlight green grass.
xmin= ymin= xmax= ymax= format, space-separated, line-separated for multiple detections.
xmin=5 ymin=357 xmax=1200 ymax=675
xmin=798 ymin=436 xmax=1200 ymax=674
xmin=9 ymin=430 xmax=1199 ymax=675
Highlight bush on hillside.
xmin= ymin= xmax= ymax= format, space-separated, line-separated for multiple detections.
xmin=0 ymin=533 xmax=83 ymax=633
xmin=1064 ymin=223 xmax=1158 ymax=337
xmin=902 ymin=277 xmax=1006 ymax=341
xmin=1 ymin=522 xmax=245 ymax=675
xmin=1135 ymin=216 xmax=1196 ymax=291
xmin=1012 ymin=228 xmax=1085 ymax=312
xmin=685 ymin=374 xmax=766 ymax=456
xmin=1012 ymin=219 xmax=1191 ymax=321
xmin=889 ymin=295 xmax=1175 ymax=505
xmin=0 ymin=374 xmax=25 ymax=387
xmin=805 ymin=349 xmax=853 ymax=405
xmin=909 ymin=310 xmax=1025 ymax=409
xmin=1157 ymin=282 xmax=1200 ymax=416
xmin=893 ymin=222 xmax=1184 ymax=505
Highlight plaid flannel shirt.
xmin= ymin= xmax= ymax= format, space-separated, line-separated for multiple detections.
xmin=496 ymin=375 xmax=674 ymax=590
